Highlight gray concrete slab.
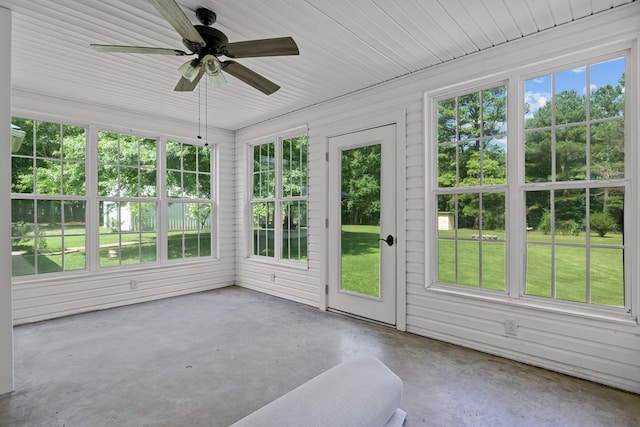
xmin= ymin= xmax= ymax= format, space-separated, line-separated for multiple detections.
xmin=1 ymin=286 xmax=638 ymax=426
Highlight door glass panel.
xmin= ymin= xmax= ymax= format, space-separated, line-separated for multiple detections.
xmin=340 ymin=144 xmax=381 ymax=297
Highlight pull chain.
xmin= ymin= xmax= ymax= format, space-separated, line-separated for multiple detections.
xmin=197 ymin=84 xmax=202 ymax=140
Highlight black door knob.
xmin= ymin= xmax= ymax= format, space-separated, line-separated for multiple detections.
xmin=380 ymin=234 xmax=394 ymax=246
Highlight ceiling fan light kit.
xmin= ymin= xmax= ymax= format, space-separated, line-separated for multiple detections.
xmin=90 ymin=0 xmax=299 ymax=94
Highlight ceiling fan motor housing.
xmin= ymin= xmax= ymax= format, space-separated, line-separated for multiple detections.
xmin=182 ymin=25 xmax=229 ymax=58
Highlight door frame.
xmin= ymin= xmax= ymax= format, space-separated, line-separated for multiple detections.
xmin=320 ymin=109 xmax=407 ymax=331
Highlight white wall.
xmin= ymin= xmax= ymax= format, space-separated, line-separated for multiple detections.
xmin=235 ymin=4 xmax=640 ymax=394
xmin=10 ymin=90 xmax=237 ymax=325
xmin=1 ymin=6 xmax=14 ymax=396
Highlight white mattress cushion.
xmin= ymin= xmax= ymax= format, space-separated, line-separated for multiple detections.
xmin=230 ymin=357 xmax=404 ymax=427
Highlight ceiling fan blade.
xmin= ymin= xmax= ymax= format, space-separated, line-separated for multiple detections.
xmin=222 ymin=61 xmax=280 ymax=95
xmin=174 ymin=66 xmax=205 ymax=91
xmin=90 ymin=44 xmax=190 ymax=56
xmin=149 ymin=0 xmax=206 ymax=47
xmin=224 ymin=37 xmax=299 ymax=58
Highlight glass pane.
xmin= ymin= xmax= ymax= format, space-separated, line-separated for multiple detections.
xmin=554 ymin=189 xmax=586 ymax=243
xmin=121 ymin=240 xmax=141 ymax=265
xmin=36 ymin=158 xmax=61 ymax=195
xmin=167 ymin=170 xmax=182 ymax=198
xmin=12 ymin=157 xmax=34 ymax=194
xmin=63 ymin=235 xmax=86 ymax=271
xmin=556 ymin=245 xmax=586 ymax=302
xmin=483 ymin=138 xmax=506 ymax=184
xmin=62 ymin=125 xmax=85 ymax=161
xmin=457 ymin=241 xmax=479 ymax=287
xmin=526 ymin=190 xmax=551 ymax=241
xmin=590 ymin=57 xmax=624 ymax=120
xmin=12 ymin=199 xmax=35 ymax=236
xmin=97 ymin=165 xmax=117 ymax=197
xmin=340 ymin=145 xmax=381 ymax=297
xmin=281 ymin=136 xmax=307 ymax=197
xmin=167 ymin=202 xmax=184 ymax=260
xmin=438 ymin=239 xmax=456 ymax=283
xmin=141 ymin=232 xmax=157 ymax=263
xmin=524 ymin=130 xmax=552 ymax=183
xmin=437 ymin=144 xmax=456 ymax=188
xmin=457 ymin=193 xmax=479 ymax=235
xmin=12 ymin=238 xmax=35 ymax=276
xmin=555 ymin=68 xmax=586 ymax=125
xmin=556 ymin=125 xmax=586 ymax=181
xmin=36 ymin=121 xmax=61 ymax=158
xmin=252 ymin=202 xmax=274 ymax=257
xmin=282 ymin=201 xmax=307 ymax=261
xmin=437 ymin=195 xmax=456 ymax=239
xmin=168 ymin=231 xmax=184 ymax=260
xmin=119 ymin=135 xmax=139 ymax=166
xmin=139 ymin=138 xmax=156 ymax=166
xmin=483 ymin=86 xmax=507 ymax=136
xmin=198 ymin=173 xmax=211 ymax=199
xmin=37 ymin=200 xmax=62 ymax=226
xmin=140 ymin=168 xmax=157 ymax=197
xmin=166 ymin=141 xmax=182 ymax=170
xmin=437 ymin=97 xmax=457 ymax=143
xmin=63 ymin=161 xmax=86 ymax=196
xmin=482 ymin=241 xmax=505 ymax=291
xmin=591 ymin=121 xmax=624 ymax=180
xmin=458 ymin=93 xmax=480 ymax=140
xmin=139 ymin=203 xmax=157 ymax=232
xmin=198 ymin=146 xmax=211 ymax=173
xmin=183 ymin=172 xmax=197 ymax=198
xmin=97 ymin=131 xmax=119 ymax=164
xmin=11 ymin=117 xmax=33 ymax=156
xmin=458 ymin=141 xmax=480 ymax=187
xmin=183 ymin=145 xmax=197 ymax=171
xmin=199 ymin=231 xmax=212 ymax=257
xmin=481 ymin=192 xmax=505 ymax=235
xmin=591 ymin=248 xmax=624 ymax=307
xmin=526 ymin=244 xmax=552 ymax=297
xmin=524 ymin=74 xmax=551 ymax=129
xmin=590 ymin=187 xmax=623 ymax=240
xmin=120 ymin=166 xmax=139 ymax=198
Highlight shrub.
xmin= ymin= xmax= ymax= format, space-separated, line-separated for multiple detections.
xmin=538 ymin=210 xmax=551 ymax=235
xmin=590 ymin=212 xmax=617 ymax=237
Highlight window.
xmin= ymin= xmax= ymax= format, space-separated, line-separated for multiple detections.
xmin=430 ymin=52 xmax=630 ymax=313
xmin=166 ymin=141 xmax=214 ymax=259
xmin=250 ymin=133 xmax=308 ymax=262
xmin=97 ymin=131 xmax=158 ymax=267
xmin=435 ymin=85 xmax=508 ymax=291
xmin=523 ymin=57 xmax=626 ymax=307
xmin=11 ymin=118 xmax=87 ymax=276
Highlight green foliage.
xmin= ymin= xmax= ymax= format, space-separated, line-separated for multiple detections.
xmin=590 ymin=212 xmax=617 ymax=237
xmin=539 ymin=210 xmax=551 ymax=235
xmin=341 ymin=145 xmax=381 ymax=225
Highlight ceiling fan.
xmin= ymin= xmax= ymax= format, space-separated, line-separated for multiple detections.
xmin=90 ymin=0 xmax=299 ymax=95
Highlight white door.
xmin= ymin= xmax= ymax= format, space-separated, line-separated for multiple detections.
xmin=327 ymin=124 xmax=396 ymax=325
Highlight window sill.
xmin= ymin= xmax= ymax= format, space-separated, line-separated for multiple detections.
xmin=425 ymin=282 xmax=638 ymax=326
xmin=244 ymin=256 xmax=310 ymax=271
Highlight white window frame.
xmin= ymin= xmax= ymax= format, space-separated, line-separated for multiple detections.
xmin=425 ymin=44 xmax=637 ymax=321
xmin=248 ymin=127 xmax=308 ymax=265
xmin=164 ymin=139 xmax=217 ymax=262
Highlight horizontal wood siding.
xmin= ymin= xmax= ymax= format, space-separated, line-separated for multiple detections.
xmin=235 ymin=5 xmax=640 ymax=394
xmin=11 ymin=93 xmax=236 ymax=325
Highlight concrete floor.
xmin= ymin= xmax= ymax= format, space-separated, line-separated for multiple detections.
xmin=1 ymin=286 xmax=638 ymax=427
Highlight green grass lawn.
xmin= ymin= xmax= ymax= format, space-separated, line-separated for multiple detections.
xmin=438 ymin=228 xmax=624 ymax=306
xmin=341 ymin=224 xmax=381 ymax=297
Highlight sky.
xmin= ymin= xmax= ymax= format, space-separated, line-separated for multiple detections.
xmin=524 ymin=57 xmax=625 ymax=118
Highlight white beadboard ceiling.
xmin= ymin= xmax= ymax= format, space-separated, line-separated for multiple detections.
xmin=1 ymin=0 xmax=636 ymax=131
